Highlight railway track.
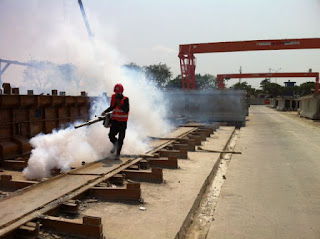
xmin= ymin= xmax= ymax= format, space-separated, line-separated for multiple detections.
xmin=0 ymin=123 xmax=220 ymax=238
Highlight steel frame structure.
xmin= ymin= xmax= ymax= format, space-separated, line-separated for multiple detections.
xmin=78 ymin=0 xmax=94 ymax=39
xmin=217 ymin=72 xmax=319 ymax=94
xmin=178 ymin=38 xmax=320 ymax=90
xmin=0 ymin=59 xmax=34 ymax=86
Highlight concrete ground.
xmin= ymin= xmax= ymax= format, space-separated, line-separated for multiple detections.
xmin=207 ymin=106 xmax=320 ymax=239
xmin=81 ymin=127 xmax=235 ymax=239
xmin=279 ymin=110 xmax=320 ymax=129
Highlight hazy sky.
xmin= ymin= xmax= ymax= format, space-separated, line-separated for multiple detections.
xmin=1 ymin=0 xmax=320 ymax=89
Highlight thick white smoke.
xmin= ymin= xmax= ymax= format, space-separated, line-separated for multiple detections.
xmin=23 ymin=22 xmax=172 ymax=179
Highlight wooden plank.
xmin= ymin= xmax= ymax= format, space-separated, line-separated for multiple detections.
xmin=148 ymin=127 xmax=197 ymax=150
xmin=0 ymin=175 xmax=97 ymax=230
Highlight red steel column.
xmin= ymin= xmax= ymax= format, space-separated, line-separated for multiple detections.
xmin=315 ymin=74 xmax=319 ymax=94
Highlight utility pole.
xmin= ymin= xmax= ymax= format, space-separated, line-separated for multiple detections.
xmin=269 ymin=67 xmax=281 ymax=83
xmin=275 ymin=68 xmax=281 ymax=83
xmin=239 ymin=66 xmax=242 ymax=83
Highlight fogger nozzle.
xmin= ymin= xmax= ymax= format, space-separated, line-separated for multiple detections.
xmin=74 ymin=114 xmax=111 ymax=129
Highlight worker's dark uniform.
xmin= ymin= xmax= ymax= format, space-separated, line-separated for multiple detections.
xmin=103 ymin=94 xmax=129 ymax=156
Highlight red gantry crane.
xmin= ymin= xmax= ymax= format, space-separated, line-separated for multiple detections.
xmin=178 ymin=38 xmax=320 ymax=91
xmin=217 ymin=72 xmax=319 ymax=94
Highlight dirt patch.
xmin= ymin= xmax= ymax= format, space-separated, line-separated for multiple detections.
xmin=280 ymin=111 xmax=320 ymax=132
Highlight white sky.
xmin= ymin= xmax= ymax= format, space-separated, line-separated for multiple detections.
xmin=1 ymin=0 xmax=320 ymax=89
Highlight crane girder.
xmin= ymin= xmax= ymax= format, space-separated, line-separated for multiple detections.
xmin=178 ymin=38 xmax=320 ymax=91
xmin=179 ymin=38 xmax=320 ymax=55
xmin=216 ymin=72 xmax=319 ymax=94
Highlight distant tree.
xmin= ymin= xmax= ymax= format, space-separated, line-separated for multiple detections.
xmin=260 ymin=78 xmax=271 ymax=91
xmin=195 ymin=74 xmax=217 ymax=90
xmin=254 ymin=89 xmax=264 ymax=97
xmin=144 ymin=63 xmax=172 ymax=87
xmin=166 ymin=74 xmax=182 ymax=89
xmin=165 ymin=73 xmax=218 ymax=90
xmin=23 ymin=61 xmax=79 ymax=93
xmin=258 ymin=78 xmax=283 ymax=97
xmin=297 ymin=81 xmax=315 ymax=96
xmin=232 ymin=82 xmax=256 ymax=97
xmin=263 ymin=82 xmax=282 ymax=97
xmin=280 ymin=84 xmax=299 ymax=97
xmin=57 ymin=63 xmax=79 ymax=88
xmin=122 ymin=62 xmax=143 ymax=73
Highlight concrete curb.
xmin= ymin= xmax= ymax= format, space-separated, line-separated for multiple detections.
xmin=175 ymin=127 xmax=236 ymax=239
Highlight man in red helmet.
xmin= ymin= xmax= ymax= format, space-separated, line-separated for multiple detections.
xmin=102 ymin=83 xmax=129 ymax=160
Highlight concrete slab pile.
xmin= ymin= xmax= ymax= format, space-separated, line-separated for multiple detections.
xmin=298 ymin=94 xmax=320 ymax=119
xmin=276 ymin=97 xmax=296 ymax=111
xmin=292 ymin=99 xmax=299 ymax=111
xmin=268 ymin=97 xmax=299 ymax=111
xmin=268 ymin=98 xmax=278 ymax=108
xmin=164 ymin=90 xmax=247 ymax=125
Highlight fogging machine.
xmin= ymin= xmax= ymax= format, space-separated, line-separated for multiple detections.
xmin=74 ymin=113 xmax=111 ymax=129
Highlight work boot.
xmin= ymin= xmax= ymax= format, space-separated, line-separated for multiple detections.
xmin=115 ymin=153 xmax=120 ymax=160
xmin=110 ymin=141 xmax=118 ymax=154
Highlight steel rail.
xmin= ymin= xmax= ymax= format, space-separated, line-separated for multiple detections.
xmin=0 ymin=126 xmax=198 ymax=236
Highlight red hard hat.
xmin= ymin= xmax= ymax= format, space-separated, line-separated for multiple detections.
xmin=114 ymin=83 xmax=124 ymax=94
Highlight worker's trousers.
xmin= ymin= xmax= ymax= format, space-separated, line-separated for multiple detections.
xmin=108 ymin=120 xmax=127 ymax=155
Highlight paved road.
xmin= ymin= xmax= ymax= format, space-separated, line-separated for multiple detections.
xmin=207 ymin=106 xmax=320 ymax=239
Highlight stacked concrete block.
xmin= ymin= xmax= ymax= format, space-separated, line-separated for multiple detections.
xmin=271 ymin=98 xmax=279 ymax=108
xmin=298 ymin=94 xmax=320 ymax=119
xmin=276 ymin=97 xmax=299 ymax=111
xmin=292 ymin=99 xmax=299 ymax=111
xmin=268 ymin=98 xmax=277 ymax=108
xmin=277 ymin=97 xmax=290 ymax=111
